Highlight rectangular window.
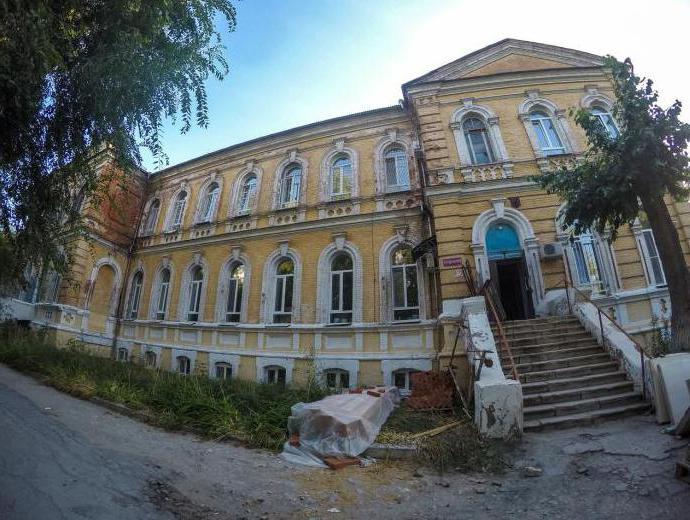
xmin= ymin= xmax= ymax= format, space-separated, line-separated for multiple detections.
xmin=330 ymin=271 xmax=353 ymax=324
xmin=129 ymin=283 xmax=142 ymax=320
xmin=171 ymin=200 xmax=185 ymax=229
xmin=641 ymin=229 xmax=666 ymax=286
xmin=273 ymin=275 xmax=293 ymax=323
xmin=385 ymin=155 xmax=410 ymax=190
xmin=188 ymin=280 xmax=202 ymax=321
xmin=392 ymin=264 xmax=420 ymax=321
xmin=198 ymin=190 xmax=219 ymax=223
xmin=215 ymin=363 xmax=232 ymax=380
xmin=225 ymin=279 xmax=242 ymax=322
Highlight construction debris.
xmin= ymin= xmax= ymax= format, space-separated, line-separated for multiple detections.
xmin=406 ymin=371 xmax=455 ymax=411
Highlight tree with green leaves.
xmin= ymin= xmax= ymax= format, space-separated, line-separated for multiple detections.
xmin=533 ymin=57 xmax=690 ymax=353
xmin=0 ymin=0 xmax=237 ymax=294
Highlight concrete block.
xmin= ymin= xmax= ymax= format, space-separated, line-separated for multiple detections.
xmin=655 ymin=353 xmax=690 ymax=427
xmin=474 ymin=378 xmax=523 ymax=438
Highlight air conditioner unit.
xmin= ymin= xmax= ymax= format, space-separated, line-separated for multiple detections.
xmin=540 ymin=242 xmax=563 ymax=259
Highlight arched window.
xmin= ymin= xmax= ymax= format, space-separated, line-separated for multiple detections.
xmin=324 ymin=368 xmax=350 ymax=390
xmin=197 ymin=182 xmax=220 ymax=223
xmin=279 ymin=165 xmax=301 ymax=208
xmin=591 ymin=107 xmax=619 ymax=138
xmin=238 ymin=175 xmax=257 ymax=214
xmin=225 ymin=262 xmax=245 ymax=322
xmin=144 ymin=350 xmax=157 ymax=368
xmin=486 ymin=223 xmax=522 ymax=261
xmin=117 ymin=347 xmax=129 ymax=362
xmin=177 ymin=355 xmax=191 ymax=375
xmin=154 ymin=268 xmax=171 ymax=320
xmin=330 ymin=253 xmax=353 ymax=324
xmin=330 ymin=155 xmax=353 ymax=199
xmin=273 ymin=258 xmax=294 ymax=323
xmin=215 ymin=362 xmax=233 ymax=380
xmin=391 ymin=247 xmax=419 ymax=321
xmin=143 ymin=199 xmax=161 ymax=235
xmin=169 ymin=190 xmax=188 ymax=230
xmin=570 ymin=229 xmax=608 ymax=294
xmin=463 ymin=117 xmax=495 ymax=165
xmin=187 ymin=266 xmax=204 ymax=321
xmin=127 ymin=271 xmax=143 ymax=319
xmin=265 ymin=365 xmax=286 ymax=386
xmin=529 ymin=111 xmax=565 ymax=155
xmin=393 ymin=368 xmax=420 ymax=392
xmin=384 ymin=147 xmax=410 ymax=191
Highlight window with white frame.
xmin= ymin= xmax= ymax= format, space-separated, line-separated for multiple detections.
xmin=330 ymin=253 xmax=353 ymax=324
xmin=391 ymin=247 xmax=420 ymax=321
xmin=187 ymin=266 xmax=204 ymax=321
xmin=196 ymin=182 xmax=220 ymax=223
xmin=324 ymin=368 xmax=350 ymax=391
xmin=278 ymin=165 xmax=301 ymax=208
xmin=273 ymin=257 xmax=294 ymax=324
xmin=215 ymin=362 xmax=233 ymax=380
xmin=384 ymin=147 xmax=410 ymax=191
xmin=127 ymin=271 xmax=143 ymax=319
xmin=591 ymin=107 xmax=619 ymax=139
xmin=640 ymin=228 xmax=666 ymax=286
xmin=265 ymin=365 xmax=286 ymax=386
xmin=177 ymin=355 xmax=191 ymax=375
xmin=530 ymin=110 xmax=565 ymax=155
xmin=393 ymin=368 xmax=420 ymax=392
xmin=144 ymin=350 xmax=157 ymax=368
xmin=238 ymin=174 xmax=257 ymax=214
xmin=330 ymin=155 xmax=353 ymax=200
xmin=117 ymin=347 xmax=129 ymax=362
xmin=570 ymin=229 xmax=608 ymax=294
xmin=168 ymin=190 xmax=188 ymax=231
xmin=463 ymin=117 xmax=495 ymax=165
xmin=143 ymin=199 xmax=161 ymax=235
xmin=154 ymin=268 xmax=171 ymax=320
xmin=225 ymin=262 xmax=245 ymax=322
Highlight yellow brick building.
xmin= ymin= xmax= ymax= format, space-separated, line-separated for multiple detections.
xmin=15 ymin=39 xmax=690 ymax=391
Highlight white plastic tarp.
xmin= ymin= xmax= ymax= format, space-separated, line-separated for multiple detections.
xmin=281 ymin=386 xmax=401 ymax=466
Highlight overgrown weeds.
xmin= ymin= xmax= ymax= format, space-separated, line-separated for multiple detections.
xmin=0 ymin=325 xmax=327 ymax=451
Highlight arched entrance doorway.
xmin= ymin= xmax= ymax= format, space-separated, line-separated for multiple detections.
xmin=471 ymin=200 xmax=544 ymax=320
xmin=486 ymin=222 xmax=534 ymax=320
xmin=84 ymin=258 xmax=122 ymax=334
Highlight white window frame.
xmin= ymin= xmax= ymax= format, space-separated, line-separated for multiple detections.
xmin=264 ymin=365 xmax=287 ymax=386
xmin=225 ymin=261 xmax=245 ymax=323
xmin=391 ymin=247 xmax=420 ymax=322
xmin=142 ymin=198 xmax=161 ymax=236
xmin=450 ymin=103 xmax=510 ymax=170
xmin=261 ymin=247 xmax=302 ymax=324
xmin=374 ymin=132 xmax=414 ymax=195
xmin=167 ymin=190 xmax=188 ymax=231
xmin=187 ymin=266 xmax=204 ymax=321
xmin=126 ymin=271 xmax=144 ymax=320
xmin=463 ymin=117 xmax=495 ymax=165
xmin=324 ymin=368 xmax=350 ymax=391
xmin=195 ymin=182 xmax=220 ymax=224
xmin=238 ymin=175 xmax=257 ymax=214
xmin=383 ymin=147 xmax=410 ymax=191
xmin=215 ymin=362 xmax=233 ymax=380
xmin=529 ymin=111 xmax=565 ymax=156
xmin=639 ymin=228 xmax=666 ymax=287
xmin=329 ymin=155 xmax=353 ymax=200
xmin=591 ymin=107 xmax=619 ymax=139
xmin=278 ymin=165 xmax=302 ymax=208
xmin=393 ymin=368 xmax=421 ymax=393
xmin=155 ymin=268 xmax=171 ymax=320
xmin=272 ymin=258 xmax=295 ymax=324
xmin=177 ymin=355 xmax=191 ymax=375
xmin=329 ymin=253 xmax=354 ymax=325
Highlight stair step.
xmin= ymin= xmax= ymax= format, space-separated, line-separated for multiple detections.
xmin=524 ymin=402 xmax=651 ymax=432
xmin=508 ymin=338 xmax=599 ymax=355
xmin=524 ymin=392 xmax=642 ymax=421
xmin=521 ymin=371 xmax=629 ymax=395
xmin=519 ymin=361 xmax=620 ymax=383
xmin=523 ymin=381 xmax=635 ymax=407
xmin=498 ymin=316 xmax=580 ymax=330
xmin=513 ymin=345 xmax=604 ymax=365
xmin=513 ymin=353 xmax=611 ymax=374
xmin=501 ymin=331 xmax=592 ymax=347
xmin=491 ymin=326 xmax=586 ymax=340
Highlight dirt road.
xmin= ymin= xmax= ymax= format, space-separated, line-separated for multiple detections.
xmin=0 ymin=364 xmax=687 ymax=519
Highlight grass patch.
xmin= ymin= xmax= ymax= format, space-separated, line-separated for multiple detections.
xmin=0 ymin=325 xmax=326 ymax=451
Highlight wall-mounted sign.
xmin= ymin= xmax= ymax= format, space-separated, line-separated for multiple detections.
xmin=442 ymin=257 xmax=463 ymax=267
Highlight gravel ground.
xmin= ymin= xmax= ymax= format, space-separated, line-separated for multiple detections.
xmin=0 ymin=363 xmax=687 ymax=519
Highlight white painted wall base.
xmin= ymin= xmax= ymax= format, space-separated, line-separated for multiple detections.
xmin=460 ymin=296 xmax=523 ymax=439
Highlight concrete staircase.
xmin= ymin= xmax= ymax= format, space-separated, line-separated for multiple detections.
xmin=492 ymin=315 xmax=649 ymax=432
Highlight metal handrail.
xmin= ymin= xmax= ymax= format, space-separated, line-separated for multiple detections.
xmin=560 ymin=277 xmax=648 ymax=400
xmin=481 ymin=280 xmax=519 ymax=381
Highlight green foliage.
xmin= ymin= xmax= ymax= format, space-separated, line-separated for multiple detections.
xmin=0 ymin=1 xmax=237 ymax=289
xmin=532 ymin=56 xmax=690 ymax=238
xmin=0 ymin=325 xmax=327 ymax=451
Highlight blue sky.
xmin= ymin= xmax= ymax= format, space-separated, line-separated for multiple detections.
xmin=143 ymin=0 xmax=690 ymax=171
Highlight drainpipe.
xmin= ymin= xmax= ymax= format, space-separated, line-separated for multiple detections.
xmin=110 ymin=168 xmax=148 ymax=359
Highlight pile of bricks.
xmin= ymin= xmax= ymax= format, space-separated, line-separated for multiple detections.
xmin=406 ymin=371 xmax=454 ymax=410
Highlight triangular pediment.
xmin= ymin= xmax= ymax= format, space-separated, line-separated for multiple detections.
xmin=404 ymin=39 xmax=604 ymax=87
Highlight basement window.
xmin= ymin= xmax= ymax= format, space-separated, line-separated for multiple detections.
xmin=324 ymin=369 xmax=350 ymax=391
xmin=177 ymin=355 xmax=191 ymax=375
xmin=265 ymin=365 xmax=286 ymax=387
xmin=215 ymin=362 xmax=233 ymax=380
xmin=144 ymin=351 xmax=157 ymax=368
xmin=117 ymin=348 xmax=129 ymax=362
xmin=393 ymin=369 xmax=420 ymax=393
